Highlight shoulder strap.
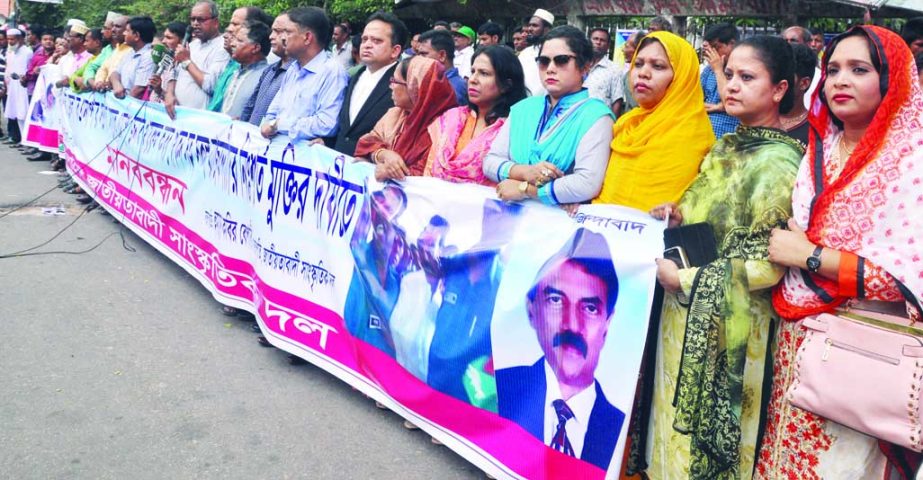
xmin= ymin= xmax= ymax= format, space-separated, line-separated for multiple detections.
xmin=808 ymin=126 xmax=824 ymax=220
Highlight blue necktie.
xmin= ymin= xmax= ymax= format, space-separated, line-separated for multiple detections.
xmin=550 ymin=399 xmax=575 ymax=457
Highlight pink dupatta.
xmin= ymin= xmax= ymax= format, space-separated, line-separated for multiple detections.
xmin=427 ymin=106 xmax=504 ymax=186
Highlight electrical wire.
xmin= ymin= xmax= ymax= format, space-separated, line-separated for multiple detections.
xmin=0 ymin=95 xmax=150 ymax=257
xmin=0 ymin=96 xmax=147 ymax=220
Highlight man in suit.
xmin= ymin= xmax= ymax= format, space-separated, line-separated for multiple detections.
xmin=333 ymin=12 xmax=407 ymax=156
xmin=496 ymin=228 xmax=624 ymax=472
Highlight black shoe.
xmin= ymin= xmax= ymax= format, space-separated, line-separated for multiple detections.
xmin=22 ymin=147 xmax=38 ymax=155
xmin=250 ymin=323 xmax=261 ymax=333
xmin=237 ymin=311 xmax=256 ymax=322
xmin=27 ymin=153 xmax=50 ymax=162
xmin=257 ymin=336 xmax=272 ymax=348
xmin=59 ymin=182 xmax=76 ymax=191
xmin=221 ymin=305 xmax=239 ymax=316
xmin=287 ymin=354 xmax=307 ymax=365
xmin=75 ymin=194 xmax=92 ymax=205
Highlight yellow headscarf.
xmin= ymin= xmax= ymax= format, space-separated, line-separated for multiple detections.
xmin=594 ymin=31 xmax=715 ymax=211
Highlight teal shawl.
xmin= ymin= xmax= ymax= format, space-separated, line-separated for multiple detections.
xmin=208 ymin=60 xmax=240 ymax=112
xmin=508 ymin=89 xmax=613 ymax=172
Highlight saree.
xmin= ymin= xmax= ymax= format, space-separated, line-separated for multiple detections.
xmin=426 ymin=106 xmax=503 ymax=186
xmin=594 ymin=31 xmax=714 ymax=212
xmin=644 ymin=128 xmax=803 ymax=480
xmin=756 ymin=26 xmax=923 ymax=480
xmin=355 ymin=56 xmax=457 ymax=176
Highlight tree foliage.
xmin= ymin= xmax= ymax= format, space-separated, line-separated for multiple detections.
xmin=16 ymin=0 xmax=392 ymax=30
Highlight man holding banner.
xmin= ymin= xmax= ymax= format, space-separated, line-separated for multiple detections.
xmin=110 ymin=17 xmax=156 ymax=100
xmin=496 ymin=228 xmax=624 ymax=472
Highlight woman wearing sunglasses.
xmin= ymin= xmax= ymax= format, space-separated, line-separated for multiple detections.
xmin=355 ymin=55 xmax=457 ymax=181
xmin=483 ymin=25 xmax=614 ymax=207
xmin=594 ymin=31 xmax=714 ymax=212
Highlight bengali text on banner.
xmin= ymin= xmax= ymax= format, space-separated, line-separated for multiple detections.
xmin=41 ymin=88 xmax=664 ymax=480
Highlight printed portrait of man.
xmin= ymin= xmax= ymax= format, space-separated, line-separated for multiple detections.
xmin=343 ymin=182 xmax=410 ymax=357
xmin=496 ymin=227 xmax=624 ymax=471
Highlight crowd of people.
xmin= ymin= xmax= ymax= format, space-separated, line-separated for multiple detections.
xmin=5 ymin=2 xmax=923 ymax=478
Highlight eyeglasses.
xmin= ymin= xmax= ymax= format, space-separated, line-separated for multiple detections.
xmin=188 ymin=16 xmax=215 ymax=24
xmin=389 ymin=78 xmax=407 ymax=86
xmin=536 ymin=54 xmax=577 ymax=68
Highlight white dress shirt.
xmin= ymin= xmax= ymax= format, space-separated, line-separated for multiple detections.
xmin=519 ymin=45 xmax=545 ymax=96
xmin=172 ymin=35 xmax=230 ymax=109
xmin=454 ymin=45 xmax=474 ymax=79
xmin=332 ymin=41 xmax=353 ymax=70
xmin=542 ymin=360 xmax=597 ymax=458
xmin=389 ymin=270 xmax=442 ymax=381
xmin=348 ymin=62 xmax=395 ymax=124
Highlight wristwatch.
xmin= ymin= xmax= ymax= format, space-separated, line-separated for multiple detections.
xmin=806 ymin=246 xmax=823 ymax=273
xmin=178 ymin=60 xmax=192 ymax=70
xmin=518 ymin=181 xmax=529 ymax=196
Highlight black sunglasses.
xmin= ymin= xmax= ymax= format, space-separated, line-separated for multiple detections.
xmin=535 ymin=54 xmax=577 ymax=68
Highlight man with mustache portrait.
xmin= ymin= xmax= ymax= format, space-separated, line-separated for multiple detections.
xmin=496 ymin=228 xmax=624 ymax=472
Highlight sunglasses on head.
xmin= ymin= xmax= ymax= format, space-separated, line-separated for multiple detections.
xmin=535 ymin=54 xmax=577 ymax=68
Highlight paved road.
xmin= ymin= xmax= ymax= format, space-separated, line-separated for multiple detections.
xmin=0 ymin=145 xmax=483 ymax=479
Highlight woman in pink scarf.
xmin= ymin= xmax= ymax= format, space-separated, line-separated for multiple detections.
xmin=757 ymin=25 xmax=923 ymax=480
xmin=424 ymin=46 xmax=527 ymax=186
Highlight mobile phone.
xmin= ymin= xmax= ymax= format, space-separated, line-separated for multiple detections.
xmin=663 ymin=246 xmax=690 ymax=269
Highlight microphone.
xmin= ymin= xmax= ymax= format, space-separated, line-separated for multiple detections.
xmin=142 ymin=44 xmax=174 ymax=102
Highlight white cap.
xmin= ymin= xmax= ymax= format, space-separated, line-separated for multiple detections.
xmin=66 ymin=19 xmax=86 ymax=28
xmin=532 ymin=9 xmax=555 ymax=26
xmin=7 ymin=28 xmax=22 ymax=36
xmin=106 ymin=11 xmax=125 ymax=23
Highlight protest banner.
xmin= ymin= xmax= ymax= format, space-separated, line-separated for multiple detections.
xmin=50 ymin=89 xmax=664 ymax=479
xmin=23 ymin=66 xmax=63 ymax=153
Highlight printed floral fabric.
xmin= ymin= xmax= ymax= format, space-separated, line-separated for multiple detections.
xmin=644 ymin=127 xmax=803 ymax=480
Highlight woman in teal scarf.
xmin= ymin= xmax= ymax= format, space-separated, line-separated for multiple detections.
xmin=483 ymin=26 xmax=614 ymax=206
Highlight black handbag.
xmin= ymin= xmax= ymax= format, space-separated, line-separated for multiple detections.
xmin=663 ymin=222 xmax=719 ymax=268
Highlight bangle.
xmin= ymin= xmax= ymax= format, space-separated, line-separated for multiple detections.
xmin=373 ymin=149 xmax=384 ymax=163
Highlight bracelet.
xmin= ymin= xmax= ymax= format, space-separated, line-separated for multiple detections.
xmin=373 ymin=149 xmax=384 ymax=163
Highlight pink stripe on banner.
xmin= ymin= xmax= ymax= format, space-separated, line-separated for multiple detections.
xmin=353 ymin=341 xmax=606 ymax=480
xmin=65 ymin=150 xmax=360 ymax=372
xmin=26 ymin=125 xmax=59 ymax=150
xmin=66 ymin=149 xmax=606 ymax=480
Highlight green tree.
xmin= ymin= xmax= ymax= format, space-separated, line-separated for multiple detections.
xmin=16 ymin=0 xmax=390 ymax=30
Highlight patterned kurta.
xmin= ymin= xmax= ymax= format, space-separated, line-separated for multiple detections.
xmin=645 ymin=127 xmax=803 ymax=480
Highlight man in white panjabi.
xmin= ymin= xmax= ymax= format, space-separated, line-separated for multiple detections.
xmin=4 ymin=29 xmax=33 ymax=144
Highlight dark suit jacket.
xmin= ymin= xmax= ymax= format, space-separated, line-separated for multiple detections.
xmin=333 ymin=64 xmax=397 ymax=156
xmin=496 ymin=358 xmax=625 ymax=472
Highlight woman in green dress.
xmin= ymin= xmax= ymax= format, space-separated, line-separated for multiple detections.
xmin=644 ymin=36 xmax=805 ymax=480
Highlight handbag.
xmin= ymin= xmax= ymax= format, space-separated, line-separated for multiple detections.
xmin=663 ymin=222 xmax=719 ymax=268
xmin=787 ymin=299 xmax=923 ymax=451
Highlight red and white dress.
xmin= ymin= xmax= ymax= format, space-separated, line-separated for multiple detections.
xmin=755 ymin=25 xmax=923 ymax=480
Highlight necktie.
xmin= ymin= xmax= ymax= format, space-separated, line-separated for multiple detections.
xmin=550 ymin=399 xmax=575 ymax=457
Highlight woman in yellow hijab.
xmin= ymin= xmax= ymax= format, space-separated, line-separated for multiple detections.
xmin=594 ymin=31 xmax=714 ymax=211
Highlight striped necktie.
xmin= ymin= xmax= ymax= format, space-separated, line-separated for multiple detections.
xmin=550 ymin=399 xmax=575 ymax=457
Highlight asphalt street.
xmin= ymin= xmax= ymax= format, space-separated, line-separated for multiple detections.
xmin=0 ymin=144 xmax=482 ymax=479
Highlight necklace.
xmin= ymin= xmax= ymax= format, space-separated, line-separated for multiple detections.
xmin=839 ymin=135 xmax=858 ymax=159
xmin=781 ymin=110 xmax=808 ymax=130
